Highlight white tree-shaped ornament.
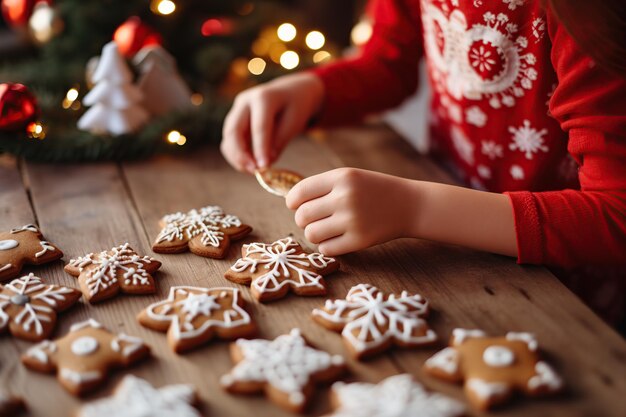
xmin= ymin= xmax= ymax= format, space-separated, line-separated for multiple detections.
xmin=77 ymin=41 xmax=149 ymax=136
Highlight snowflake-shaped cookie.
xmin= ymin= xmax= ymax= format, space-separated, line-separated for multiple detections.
xmin=326 ymin=374 xmax=465 ymax=417
xmin=220 ymin=328 xmax=345 ymax=413
xmin=0 ymin=273 xmax=81 ymax=342
xmin=152 ymin=205 xmax=252 ymax=259
xmin=77 ymin=375 xmax=200 ymax=417
xmin=22 ymin=319 xmax=150 ymax=395
xmin=138 ymin=286 xmax=256 ymax=353
xmin=64 ymin=243 xmax=162 ymax=303
xmin=225 ymin=237 xmax=339 ymax=302
xmin=424 ymin=328 xmax=563 ymax=410
xmin=0 ymin=224 xmax=63 ymax=281
xmin=313 ymin=284 xmax=437 ymax=359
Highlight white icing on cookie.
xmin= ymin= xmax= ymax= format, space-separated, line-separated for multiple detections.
xmin=328 ymin=374 xmax=465 ymax=417
xmin=452 ymin=328 xmax=487 ymax=346
xmin=0 ymin=264 xmax=11 ymax=273
xmin=483 ymin=345 xmax=515 ymax=367
xmin=466 ymin=378 xmax=510 ymax=401
xmin=70 ymin=319 xmax=104 ymax=333
xmin=25 ymin=340 xmax=57 ymax=364
xmin=76 ymin=375 xmax=200 ymax=417
xmin=221 ymin=328 xmax=343 ymax=404
xmin=506 ymin=332 xmax=538 ymax=351
xmin=425 ymin=347 xmax=460 ymax=375
xmin=110 ymin=333 xmax=145 ymax=357
xmin=71 ymin=336 xmax=100 ymax=356
xmin=35 ymin=241 xmax=56 ymax=258
xmin=313 ymin=284 xmax=436 ymax=353
xmin=0 ymin=239 xmax=19 ymax=251
xmin=145 ymin=286 xmax=252 ymax=341
xmin=527 ymin=361 xmax=563 ymax=391
xmin=231 ymin=237 xmax=335 ymax=295
xmin=10 ymin=224 xmax=39 ymax=234
xmin=60 ymin=368 xmax=102 ymax=385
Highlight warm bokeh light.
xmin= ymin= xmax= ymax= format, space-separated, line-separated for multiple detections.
xmin=176 ymin=135 xmax=187 ymax=146
xmin=190 ymin=93 xmax=203 ymax=106
xmin=351 ymin=20 xmax=373 ymax=45
xmin=152 ymin=0 xmax=176 ymax=15
xmin=167 ymin=130 xmax=181 ymax=143
xmin=280 ymin=50 xmax=299 ymax=70
xmin=247 ymin=57 xmax=267 ymax=75
xmin=62 ymin=88 xmax=80 ymax=109
xmin=269 ymin=42 xmax=287 ymax=64
xmin=313 ymin=50 xmax=331 ymax=64
xmin=66 ymin=88 xmax=79 ymax=102
xmin=26 ymin=122 xmax=46 ymax=140
xmin=201 ymin=18 xmax=233 ymax=37
xmin=276 ymin=23 xmax=296 ymax=42
xmin=305 ymin=31 xmax=325 ymax=50
xmin=251 ymin=38 xmax=269 ymax=56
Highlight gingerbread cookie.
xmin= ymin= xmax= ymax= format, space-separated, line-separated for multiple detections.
xmin=0 ymin=224 xmax=63 ymax=281
xmin=424 ymin=329 xmax=563 ymax=410
xmin=225 ymin=237 xmax=339 ymax=302
xmin=0 ymin=273 xmax=81 ymax=342
xmin=138 ymin=286 xmax=256 ymax=353
xmin=77 ymin=375 xmax=200 ymax=417
xmin=326 ymin=374 xmax=465 ymax=417
xmin=255 ymin=168 xmax=304 ymax=197
xmin=22 ymin=319 xmax=150 ymax=395
xmin=0 ymin=390 xmax=25 ymax=417
xmin=220 ymin=328 xmax=345 ymax=413
xmin=64 ymin=243 xmax=161 ymax=303
xmin=312 ymin=284 xmax=437 ymax=359
xmin=152 ymin=205 xmax=252 ymax=259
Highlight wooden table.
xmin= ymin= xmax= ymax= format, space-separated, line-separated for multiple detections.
xmin=1 ymin=125 xmax=625 ymax=417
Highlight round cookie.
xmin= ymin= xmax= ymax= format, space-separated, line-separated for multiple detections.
xmin=0 ymin=224 xmax=63 ymax=282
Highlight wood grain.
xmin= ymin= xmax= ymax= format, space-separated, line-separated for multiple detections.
xmin=0 ymin=128 xmax=624 ymax=417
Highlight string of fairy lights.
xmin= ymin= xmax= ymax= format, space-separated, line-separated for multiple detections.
xmin=27 ymin=0 xmax=374 ymax=147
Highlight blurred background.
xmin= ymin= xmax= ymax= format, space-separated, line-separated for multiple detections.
xmin=0 ymin=0 xmax=426 ymax=161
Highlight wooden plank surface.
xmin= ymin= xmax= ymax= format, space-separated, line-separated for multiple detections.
xmin=0 ymin=128 xmax=625 ymax=417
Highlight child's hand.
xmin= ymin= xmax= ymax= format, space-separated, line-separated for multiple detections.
xmin=221 ymin=72 xmax=325 ymax=173
xmin=285 ymin=168 xmax=419 ymax=256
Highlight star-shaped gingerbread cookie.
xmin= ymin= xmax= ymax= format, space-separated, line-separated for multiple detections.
xmin=0 ymin=273 xmax=81 ymax=342
xmin=225 ymin=237 xmax=339 ymax=302
xmin=152 ymin=205 xmax=252 ymax=259
xmin=312 ymin=284 xmax=437 ymax=359
xmin=77 ymin=375 xmax=200 ymax=417
xmin=220 ymin=328 xmax=345 ymax=413
xmin=64 ymin=243 xmax=162 ymax=303
xmin=0 ymin=224 xmax=63 ymax=281
xmin=22 ymin=319 xmax=150 ymax=395
xmin=424 ymin=328 xmax=563 ymax=410
xmin=138 ymin=286 xmax=256 ymax=353
xmin=326 ymin=374 xmax=465 ymax=417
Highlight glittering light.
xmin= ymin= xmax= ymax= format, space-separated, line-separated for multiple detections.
xmin=152 ymin=0 xmax=176 ymax=15
xmin=280 ymin=50 xmax=299 ymax=70
xmin=351 ymin=20 xmax=373 ymax=46
xmin=176 ymin=135 xmax=187 ymax=146
xmin=62 ymin=87 xmax=80 ymax=109
xmin=305 ymin=31 xmax=325 ymax=50
xmin=66 ymin=88 xmax=79 ymax=102
xmin=247 ymin=57 xmax=266 ymax=75
xmin=201 ymin=18 xmax=233 ymax=37
xmin=26 ymin=122 xmax=46 ymax=140
xmin=167 ymin=130 xmax=181 ymax=143
xmin=190 ymin=93 xmax=203 ymax=106
xmin=269 ymin=42 xmax=287 ymax=64
xmin=277 ymin=23 xmax=296 ymax=42
xmin=313 ymin=50 xmax=331 ymax=64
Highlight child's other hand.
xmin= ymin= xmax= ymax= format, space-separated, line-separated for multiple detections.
xmin=286 ymin=168 xmax=419 ymax=256
xmin=221 ymin=72 xmax=325 ymax=173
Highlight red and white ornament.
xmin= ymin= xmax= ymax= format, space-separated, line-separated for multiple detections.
xmin=0 ymin=83 xmax=39 ymax=131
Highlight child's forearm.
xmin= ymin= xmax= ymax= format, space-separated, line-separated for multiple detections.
xmin=407 ymin=181 xmax=518 ymax=257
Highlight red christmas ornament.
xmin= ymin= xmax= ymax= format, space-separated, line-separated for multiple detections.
xmin=0 ymin=83 xmax=39 ymax=131
xmin=113 ymin=16 xmax=162 ymax=58
xmin=1 ymin=0 xmax=50 ymax=28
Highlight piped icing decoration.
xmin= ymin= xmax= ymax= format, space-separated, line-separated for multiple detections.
xmin=21 ymin=318 xmax=150 ymax=395
xmin=138 ymin=286 xmax=256 ymax=353
xmin=221 ymin=328 xmax=345 ymax=413
xmin=64 ymin=243 xmax=161 ymax=303
xmin=0 ymin=273 xmax=81 ymax=342
xmin=76 ymin=375 xmax=200 ymax=417
xmin=424 ymin=328 xmax=563 ymax=410
xmin=0 ymin=224 xmax=63 ymax=282
xmin=312 ymin=283 xmax=437 ymax=359
xmin=152 ymin=205 xmax=252 ymax=259
xmin=326 ymin=374 xmax=465 ymax=417
xmin=225 ymin=237 xmax=339 ymax=302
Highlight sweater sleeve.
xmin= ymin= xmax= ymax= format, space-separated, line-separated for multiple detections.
xmin=505 ymin=11 xmax=626 ymax=268
xmin=310 ymin=0 xmax=424 ymax=127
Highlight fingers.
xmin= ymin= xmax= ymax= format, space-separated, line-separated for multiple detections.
xmin=250 ymin=96 xmax=276 ymax=169
xmin=272 ymin=105 xmax=300 ymax=164
xmin=318 ymin=234 xmax=360 ymax=257
xmin=304 ymin=216 xmax=344 ymax=244
xmin=286 ymin=172 xmax=336 ymax=210
xmin=294 ymin=194 xmax=335 ymax=228
xmin=221 ymin=102 xmax=256 ymax=173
